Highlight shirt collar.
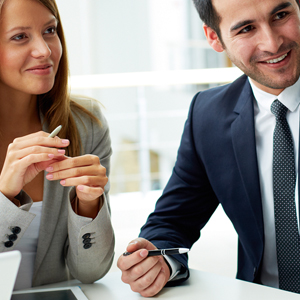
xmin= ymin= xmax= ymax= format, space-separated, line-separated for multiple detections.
xmin=248 ymin=77 xmax=300 ymax=113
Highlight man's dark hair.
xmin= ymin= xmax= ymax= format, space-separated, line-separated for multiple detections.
xmin=192 ymin=0 xmax=222 ymax=43
xmin=192 ymin=0 xmax=300 ymax=45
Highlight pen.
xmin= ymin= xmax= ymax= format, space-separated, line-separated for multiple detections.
xmin=48 ymin=125 xmax=62 ymax=138
xmin=123 ymin=248 xmax=189 ymax=257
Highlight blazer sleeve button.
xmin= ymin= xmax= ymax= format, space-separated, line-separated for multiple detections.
xmin=8 ymin=234 xmax=18 ymax=242
xmin=82 ymin=233 xmax=91 ymax=239
xmin=11 ymin=227 xmax=21 ymax=235
xmin=4 ymin=241 xmax=14 ymax=248
xmin=83 ymin=238 xmax=91 ymax=244
xmin=83 ymin=243 xmax=92 ymax=249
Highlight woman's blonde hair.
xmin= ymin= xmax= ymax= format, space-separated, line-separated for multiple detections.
xmin=0 ymin=0 xmax=100 ymax=156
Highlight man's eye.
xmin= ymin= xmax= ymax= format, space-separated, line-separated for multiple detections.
xmin=239 ymin=25 xmax=253 ymax=34
xmin=274 ymin=11 xmax=287 ymax=20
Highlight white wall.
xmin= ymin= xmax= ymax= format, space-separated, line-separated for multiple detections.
xmin=54 ymin=0 xmax=237 ymax=278
xmin=55 ymin=0 xmax=206 ymax=190
xmin=56 ymin=0 xmax=151 ymax=75
xmin=110 ymin=191 xmax=238 ymax=278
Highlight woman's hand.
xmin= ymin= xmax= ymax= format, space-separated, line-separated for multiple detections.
xmin=45 ymin=154 xmax=108 ymax=217
xmin=0 ymin=131 xmax=69 ymax=201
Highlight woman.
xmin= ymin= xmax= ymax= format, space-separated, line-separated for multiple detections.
xmin=0 ymin=0 xmax=114 ymax=290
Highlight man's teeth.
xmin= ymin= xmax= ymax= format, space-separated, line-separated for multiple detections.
xmin=266 ymin=53 xmax=288 ymax=64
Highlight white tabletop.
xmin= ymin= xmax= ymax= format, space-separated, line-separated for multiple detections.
xmin=78 ymin=269 xmax=299 ymax=299
xmin=22 ymin=269 xmax=300 ymax=299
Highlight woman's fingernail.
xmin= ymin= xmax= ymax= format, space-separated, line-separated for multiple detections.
xmin=62 ymin=139 xmax=69 ymax=144
xmin=48 ymin=154 xmax=54 ymax=158
xmin=60 ymin=180 xmax=66 ymax=186
xmin=77 ymin=185 xmax=84 ymax=191
xmin=46 ymin=166 xmax=53 ymax=172
xmin=46 ymin=174 xmax=53 ymax=180
xmin=58 ymin=149 xmax=65 ymax=154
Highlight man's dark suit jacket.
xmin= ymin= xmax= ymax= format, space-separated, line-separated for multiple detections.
xmin=140 ymin=74 xmax=266 ymax=285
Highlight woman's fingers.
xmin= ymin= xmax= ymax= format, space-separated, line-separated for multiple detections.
xmin=0 ymin=131 xmax=70 ymax=200
xmin=75 ymin=185 xmax=104 ymax=201
xmin=46 ymin=155 xmax=107 ymax=186
xmin=46 ymin=165 xmax=103 ymax=180
xmin=46 ymin=168 xmax=107 ymax=184
xmin=46 ymin=155 xmax=100 ymax=172
xmin=7 ymin=145 xmax=66 ymax=161
xmin=45 ymin=155 xmax=108 ymax=202
xmin=0 ymin=153 xmax=59 ymax=199
xmin=8 ymin=132 xmax=69 ymax=151
xmin=58 ymin=175 xmax=107 ymax=187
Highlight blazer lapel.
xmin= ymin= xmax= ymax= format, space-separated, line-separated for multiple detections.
xmin=231 ymin=81 xmax=264 ymax=235
xmin=32 ymin=118 xmax=65 ymax=280
xmin=32 ymin=174 xmax=65 ymax=280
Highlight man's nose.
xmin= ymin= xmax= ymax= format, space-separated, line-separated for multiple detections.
xmin=257 ymin=26 xmax=283 ymax=55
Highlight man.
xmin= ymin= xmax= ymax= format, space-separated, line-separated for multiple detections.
xmin=117 ymin=0 xmax=300 ymax=297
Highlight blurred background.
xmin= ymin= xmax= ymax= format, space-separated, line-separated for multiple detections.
xmin=56 ymin=0 xmax=241 ymax=278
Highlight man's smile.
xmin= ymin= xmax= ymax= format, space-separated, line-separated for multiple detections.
xmin=266 ymin=53 xmax=288 ymax=64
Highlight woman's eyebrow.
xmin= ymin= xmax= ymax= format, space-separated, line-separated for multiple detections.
xmin=6 ymin=26 xmax=31 ymax=34
xmin=6 ymin=18 xmax=57 ymax=34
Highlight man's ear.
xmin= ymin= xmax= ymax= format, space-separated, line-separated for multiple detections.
xmin=203 ymin=24 xmax=224 ymax=53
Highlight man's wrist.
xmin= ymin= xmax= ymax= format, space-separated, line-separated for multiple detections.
xmin=163 ymin=255 xmax=181 ymax=281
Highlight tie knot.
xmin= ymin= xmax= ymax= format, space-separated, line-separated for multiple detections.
xmin=271 ymin=100 xmax=288 ymax=119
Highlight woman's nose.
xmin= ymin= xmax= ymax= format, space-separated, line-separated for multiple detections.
xmin=31 ymin=37 xmax=51 ymax=59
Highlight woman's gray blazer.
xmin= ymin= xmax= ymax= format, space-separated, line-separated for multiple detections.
xmin=0 ymin=97 xmax=114 ymax=287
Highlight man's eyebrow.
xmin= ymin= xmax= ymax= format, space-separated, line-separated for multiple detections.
xmin=6 ymin=18 xmax=57 ymax=34
xmin=230 ymin=2 xmax=292 ymax=33
xmin=270 ymin=2 xmax=292 ymax=15
xmin=230 ymin=20 xmax=254 ymax=33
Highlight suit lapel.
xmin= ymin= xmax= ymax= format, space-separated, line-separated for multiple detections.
xmin=231 ymin=80 xmax=264 ymax=234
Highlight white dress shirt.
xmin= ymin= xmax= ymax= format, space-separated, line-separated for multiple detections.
xmin=250 ymin=77 xmax=300 ymax=288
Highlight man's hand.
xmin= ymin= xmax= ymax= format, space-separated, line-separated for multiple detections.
xmin=117 ymin=238 xmax=170 ymax=297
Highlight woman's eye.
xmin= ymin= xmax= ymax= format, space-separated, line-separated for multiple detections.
xmin=44 ymin=26 xmax=57 ymax=34
xmin=12 ymin=33 xmax=27 ymax=41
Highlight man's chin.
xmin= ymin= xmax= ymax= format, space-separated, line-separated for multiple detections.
xmin=247 ymin=70 xmax=300 ymax=90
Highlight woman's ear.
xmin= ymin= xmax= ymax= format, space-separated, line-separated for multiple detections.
xmin=203 ymin=24 xmax=224 ymax=53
